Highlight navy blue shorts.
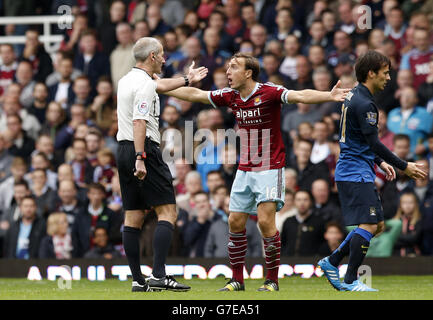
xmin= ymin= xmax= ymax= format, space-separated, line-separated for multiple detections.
xmin=336 ymin=181 xmax=384 ymax=226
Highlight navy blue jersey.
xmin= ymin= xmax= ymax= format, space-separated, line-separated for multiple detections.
xmin=335 ymin=83 xmax=379 ymax=183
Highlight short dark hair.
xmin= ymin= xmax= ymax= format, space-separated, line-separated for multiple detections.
xmin=207 ymin=170 xmax=223 ymax=179
xmin=295 ymin=189 xmax=314 ymax=203
xmin=232 ymin=52 xmax=260 ymax=81
xmin=88 ymin=182 xmax=106 ymax=194
xmin=14 ymin=179 xmax=29 ymax=189
xmin=193 ymin=190 xmax=209 ymax=199
xmin=393 ymin=133 xmax=410 ymax=144
xmin=325 ymin=221 xmax=345 ymax=234
xmin=355 ymin=50 xmax=391 ymax=83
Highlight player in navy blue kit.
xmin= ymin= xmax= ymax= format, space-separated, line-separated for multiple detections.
xmin=318 ymin=51 xmax=427 ymax=292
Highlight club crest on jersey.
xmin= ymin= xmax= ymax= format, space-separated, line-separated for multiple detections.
xmin=254 ymin=96 xmax=262 ymax=106
xmin=137 ymin=101 xmax=149 ymax=115
xmin=366 ymin=112 xmax=377 ymax=125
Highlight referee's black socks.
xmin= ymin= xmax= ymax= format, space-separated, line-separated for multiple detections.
xmin=152 ymin=220 xmax=174 ymax=278
xmin=123 ymin=226 xmax=146 ymax=285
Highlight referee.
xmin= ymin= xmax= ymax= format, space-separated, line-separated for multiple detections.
xmin=116 ymin=37 xmax=207 ymax=292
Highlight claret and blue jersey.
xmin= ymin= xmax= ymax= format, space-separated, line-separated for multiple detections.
xmin=335 ymin=83 xmax=380 ymax=183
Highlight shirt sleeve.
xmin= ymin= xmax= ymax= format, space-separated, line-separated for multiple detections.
xmin=132 ymin=79 xmax=157 ymax=121
xmin=355 ymin=102 xmax=379 ymax=136
xmin=207 ymin=87 xmax=233 ymax=108
xmin=265 ymin=82 xmax=292 ymax=104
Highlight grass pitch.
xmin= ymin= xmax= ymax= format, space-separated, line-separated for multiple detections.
xmin=0 ymin=276 xmax=433 ymax=300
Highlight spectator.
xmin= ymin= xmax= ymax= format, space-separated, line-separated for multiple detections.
xmin=418 ymin=55 xmax=433 ymax=110
xmin=74 ymin=30 xmax=111 ymax=90
xmin=85 ymin=128 xmax=103 ymax=167
xmin=383 ymin=6 xmax=407 ymax=55
xmin=183 ymin=191 xmax=219 ymax=257
xmin=237 ymin=1 xmax=257 ymax=42
xmin=395 ymin=69 xmax=414 ymax=102
xmin=45 ymin=51 xmax=83 ymax=87
xmin=92 ymin=148 xmax=116 ymax=193
xmin=133 ymin=20 xmax=150 ymax=42
xmin=276 ymin=190 xmax=297 ymax=233
xmin=20 ymin=29 xmax=53 ymax=83
xmin=107 ymin=169 xmax=122 ymax=213
xmin=0 ymin=157 xmax=28 ymax=214
xmin=176 ymin=170 xmax=203 ymax=214
xmin=400 ymin=28 xmax=433 ymax=90
xmin=0 ymin=95 xmax=41 ymax=141
xmin=287 ymin=139 xmax=330 ymax=191
xmin=422 ymin=191 xmax=433 ymax=255
xmin=224 ymin=0 xmax=243 ymax=38
xmin=206 ymin=170 xmax=225 ymax=198
xmin=87 ymin=77 xmax=116 ymax=134
xmin=368 ymin=28 xmax=386 ymax=51
xmin=68 ymin=138 xmax=94 ymax=188
xmin=279 ymin=35 xmax=301 ymax=81
xmin=294 ymin=55 xmax=314 ymax=90
xmin=56 ymin=163 xmax=87 ymax=203
xmin=378 ymin=109 xmax=395 ymax=151
xmin=29 ymin=82 xmax=49 ymax=125
xmin=60 ymin=13 xmax=89 ymax=53
xmin=0 ymin=44 xmax=18 ymax=97
xmin=387 ymin=86 xmax=433 ymax=158
xmin=270 ymin=7 xmax=302 ymax=42
xmin=48 ymin=55 xmax=75 ymax=109
xmin=160 ymin=104 xmax=186 ymax=177
xmin=40 ymin=102 xmax=67 ymax=149
xmin=284 ymin=167 xmax=298 ymax=193
xmin=249 ymin=24 xmax=267 ymax=61
xmin=281 ymin=190 xmax=325 ymax=256
xmin=28 ymin=168 xmax=57 ymax=218
xmin=327 ymin=30 xmax=356 ymax=68
xmin=3 ymin=114 xmax=36 ymax=162
xmin=34 ymin=134 xmax=64 ymax=172
xmin=38 ymin=212 xmax=74 ymax=259
xmin=110 ymin=23 xmax=135 ymax=93
xmin=0 ymin=180 xmax=31 ymax=243
xmin=55 ymin=104 xmax=88 ymax=151
xmin=72 ymin=183 xmax=118 ymax=257
xmin=14 ymin=60 xmax=36 ymax=109
xmin=84 ymin=227 xmax=121 ymax=259
xmin=258 ymin=52 xmax=284 ymax=83
xmin=282 ymin=102 xmax=322 ymax=137
xmin=218 ymin=144 xmax=238 ymax=191
xmin=312 ymin=68 xmax=339 ymax=117
xmin=146 ymin=3 xmax=172 ymax=36
xmin=51 ymin=179 xmax=83 ymax=226
xmin=69 ymin=75 xmax=93 ymax=109
xmin=336 ymin=0 xmax=355 ymax=35
xmin=302 ymin=20 xmax=331 ymax=56
xmin=0 ymin=133 xmax=13 ymax=183
xmin=202 ymin=27 xmax=231 ymax=68
xmin=3 ymin=195 xmax=46 ymax=259
xmin=100 ymin=0 xmax=126 ymax=56
xmin=308 ymin=45 xmax=328 ymax=73
xmin=393 ymin=192 xmax=423 ymax=256
xmin=173 ymin=158 xmax=192 ymax=196
xmin=164 ymin=30 xmax=184 ymax=70
xmin=208 ymin=10 xmax=234 ymax=54
xmin=321 ymin=9 xmax=337 ymax=44
xmin=204 ymin=195 xmax=262 ymax=258
xmin=310 ymin=121 xmax=331 ymax=165
xmin=311 ymin=178 xmax=341 ymax=223
xmin=317 ymin=221 xmax=345 ymax=257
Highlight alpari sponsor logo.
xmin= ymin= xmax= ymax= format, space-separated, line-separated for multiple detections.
xmin=235 ymin=108 xmax=262 ymax=124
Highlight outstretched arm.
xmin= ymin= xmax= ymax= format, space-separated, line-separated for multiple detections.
xmin=286 ymin=80 xmax=350 ymax=104
xmin=164 ymin=86 xmax=211 ymax=104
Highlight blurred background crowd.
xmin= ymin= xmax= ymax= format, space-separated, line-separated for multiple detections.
xmin=0 ymin=0 xmax=432 ymax=261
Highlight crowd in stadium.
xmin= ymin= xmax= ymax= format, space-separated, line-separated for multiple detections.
xmin=0 ymin=0 xmax=432 ymax=260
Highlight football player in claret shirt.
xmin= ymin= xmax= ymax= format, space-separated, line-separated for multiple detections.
xmin=164 ymin=53 xmax=349 ymax=292
xmin=318 ymin=51 xmax=427 ymax=292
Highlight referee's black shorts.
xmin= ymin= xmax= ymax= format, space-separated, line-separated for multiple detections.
xmin=117 ymin=138 xmax=176 ymax=211
xmin=336 ymin=181 xmax=384 ymax=226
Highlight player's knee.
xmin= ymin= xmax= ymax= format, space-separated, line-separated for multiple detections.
xmin=228 ymin=213 xmax=245 ymax=232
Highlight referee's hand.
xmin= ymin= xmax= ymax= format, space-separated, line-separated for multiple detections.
xmin=134 ymin=160 xmax=147 ymax=180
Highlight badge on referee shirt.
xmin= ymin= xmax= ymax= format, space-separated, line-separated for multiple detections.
xmin=137 ymin=101 xmax=149 ymax=115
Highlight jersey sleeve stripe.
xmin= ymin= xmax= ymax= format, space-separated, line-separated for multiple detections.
xmin=207 ymin=91 xmax=218 ymax=108
xmin=281 ymin=90 xmax=290 ymax=104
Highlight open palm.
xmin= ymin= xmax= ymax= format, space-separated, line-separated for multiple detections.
xmin=330 ymin=80 xmax=351 ymax=102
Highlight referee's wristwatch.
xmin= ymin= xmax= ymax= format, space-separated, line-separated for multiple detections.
xmin=135 ymin=151 xmax=147 ymax=161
